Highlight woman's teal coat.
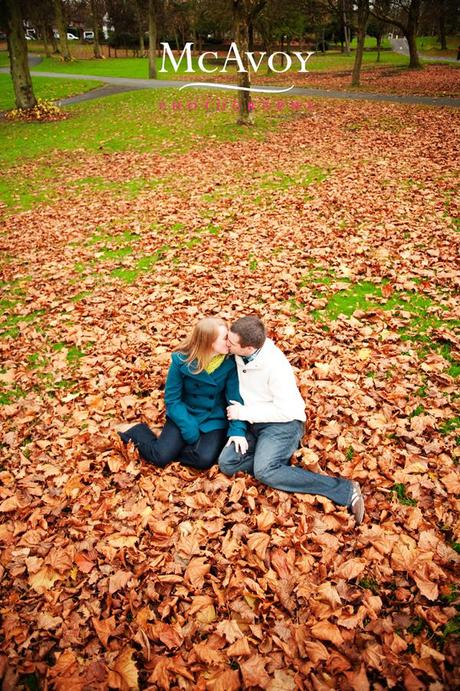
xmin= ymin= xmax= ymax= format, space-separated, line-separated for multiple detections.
xmin=164 ymin=353 xmax=246 ymax=445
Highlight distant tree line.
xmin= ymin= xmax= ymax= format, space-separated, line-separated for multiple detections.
xmin=0 ymin=1 xmax=459 ymax=119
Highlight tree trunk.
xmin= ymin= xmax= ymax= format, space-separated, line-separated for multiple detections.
xmin=53 ymin=0 xmax=71 ymax=61
xmin=135 ymin=1 xmax=145 ymax=56
xmin=90 ymin=0 xmax=102 ymax=59
xmin=351 ymin=0 xmax=370 ymax=86
xmin=233 ymin=1 xmax=254 ymax=126
xmin=148 ymin=0 xmax=157 ymax=79
xmin=41 ymin=22 xmax=51 ymax=58
xmin=4 ymin=0 xmax=37 ymax=110
xmin=342 ymin=0 xmax=351 ymax=54
xmin=438 ymin=0 xmax=447 ymax=50
xmin=406 ymin=0 xmax=422 ymax=68
xmin=405 ymin=28 xmax=421 ymax=68
xmin=376 ymin=32 xmax=381 ymax=62
xmin=248 ymin=20 xmax=254 ymax=52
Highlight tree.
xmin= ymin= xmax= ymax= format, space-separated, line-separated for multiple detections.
xmin=89 ymin=0 xmax=103 ymax=58
xmin=371 ymin=0 xmax=423 ymax=68
xmin=232 ymin=0 xmax=266 ymax=126
xmin=148 ymin=0 xmax=157 ymax=77
xmin=351 ymin=0 xmax=370 ymax=86
xmin=1 ymin=0 xmax=37 ymax=110
xmin=53 ymin=0 xmax=72 ymax=61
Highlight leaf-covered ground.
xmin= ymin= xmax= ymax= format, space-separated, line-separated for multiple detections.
xmin=0 ymin=98 xmax=459 ymax=690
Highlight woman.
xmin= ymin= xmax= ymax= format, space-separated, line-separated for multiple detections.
xmin=117 ymin=317 xmax=246 ymax=469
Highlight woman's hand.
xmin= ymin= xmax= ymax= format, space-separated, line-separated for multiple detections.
xmin=226 ymin=436 xmax=249 ymax=455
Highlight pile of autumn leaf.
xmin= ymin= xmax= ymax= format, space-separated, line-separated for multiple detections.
xmin=0 ymin=99 xmax=459 ymax=690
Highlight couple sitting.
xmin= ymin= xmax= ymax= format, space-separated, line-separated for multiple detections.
xmin=117 ymin=315 xmax=365 ymax=525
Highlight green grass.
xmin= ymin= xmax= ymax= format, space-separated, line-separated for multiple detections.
xmin=0 ymin=73 xmax=103 ymax=112
xmin=0 ymin=88 xmax=296 ymax=211
xmin=0 ymin=89 xmax=286 ymax=168
xmin=31 ymin=54 xmax=205 ymax=80
xmin=416 ymin=35 xmax=459 ymax=52
xmin=29 ymin=50 xmax=411 ymax=80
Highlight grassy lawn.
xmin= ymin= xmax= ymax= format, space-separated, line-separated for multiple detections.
xmin=30 ymin=50 xmax=411 ymax=80
xmin=0 ymin=73 xmax=103 ymax=112
xmin=416 ymin=35 xmax=459 ymax=53
xmin=0 ymin=88 xmax=297 ymax=209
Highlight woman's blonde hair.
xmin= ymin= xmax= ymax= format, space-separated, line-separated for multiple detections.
xmin=176 ymin=317 xmax=226 ymax=373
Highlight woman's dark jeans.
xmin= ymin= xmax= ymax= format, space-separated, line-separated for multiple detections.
xmin=118 ymin=420 xmax=227 ymax=470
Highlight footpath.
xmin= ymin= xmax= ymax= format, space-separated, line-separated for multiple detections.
xmin=1 ymin=53 xmax=459 ymax=109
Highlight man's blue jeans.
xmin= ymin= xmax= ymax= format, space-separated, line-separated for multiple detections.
xmin=218 ymin=420 xmax=353 ymax=506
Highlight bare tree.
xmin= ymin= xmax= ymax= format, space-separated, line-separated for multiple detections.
xmin=232 ymin=0 xmax=266 ymax=125
xmin=371 ymin=0 xmax=422 ymax=68
xmin=53 ymin=0 xmax=72 ymax=61
xmin=1 ymin=0 xmax=37 ymax=110
xmin=148 ymin=0 xmax=157 ymax=78
xmin=351 ymin=0 xmax=370 ymax=86
xmin=89 ymin=0 xmax=103 ymax=58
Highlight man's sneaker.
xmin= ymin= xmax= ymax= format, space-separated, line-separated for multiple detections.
xmin=350 ymin=481 xmax=365 ymax=526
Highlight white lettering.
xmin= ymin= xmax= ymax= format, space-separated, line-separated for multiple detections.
xmin=197 ymin=51 xmax=218 ymax=73
xmin=159 ymin=42 xmax=194 ymax=73
xmin=292 ymin=51 xmax=315 ymax=72
xmin=246 ymin=51 xmax=266 ymax=73
xmin=158 ymin=43 xmax=316 ymax=77
xmin=222 ymin=42 xmax=247 ymax=73
xmin=268 ymin=52 xmax=292 ymax=73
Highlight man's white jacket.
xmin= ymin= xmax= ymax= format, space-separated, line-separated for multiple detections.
xmin=233 ymin=338 xmax=306 ymax=423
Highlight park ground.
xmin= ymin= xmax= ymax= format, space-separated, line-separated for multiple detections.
xmin=0 ymin=41 xmax=459 ymax=690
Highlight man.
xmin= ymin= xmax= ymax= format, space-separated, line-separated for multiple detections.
xmin=219 ymin=316 xmax=365 ymax=525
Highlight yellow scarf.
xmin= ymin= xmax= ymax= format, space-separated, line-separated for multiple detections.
xmin=205 ymin=354 xmax=225 ymax=374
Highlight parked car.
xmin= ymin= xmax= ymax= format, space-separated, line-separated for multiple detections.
xmin=25 ymin=35 xmax=32 ymax=40
xmin=53 ymin=32 xmax=79 ymax=40
xmin=83 ymin=30 xmax=94 ymax=41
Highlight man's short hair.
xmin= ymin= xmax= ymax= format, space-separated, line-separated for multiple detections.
xmin=231 ymin=316 xmax=266 ymax=349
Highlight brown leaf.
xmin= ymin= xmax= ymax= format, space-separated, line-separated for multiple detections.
xmin=247 ymin=532 xmax=270 ymax=560
xmin=92 ymin=616 xmax=116 ymax=647
xmin=310 ymin=621 xmax=344 ymax=646
xmin=185 ymin=557 xmax=210 ymax=588
xmin=108 ymin=570 xmax=133 ymax=594
xmin=108 ymin=647 xmax=139 ymax=690
xmin=334 ymin=558 xmax=366 ymax=580
xmin=226 ymin=636 xmax=252 ymax=657
xmin=240 ymin=655 xmax=271 ymax=687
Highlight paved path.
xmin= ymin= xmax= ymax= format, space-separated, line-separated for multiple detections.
xmin=390 ymin=37 xmax=459 ymax=63
xmin=1 ymin=53 xmax=459 ymax=109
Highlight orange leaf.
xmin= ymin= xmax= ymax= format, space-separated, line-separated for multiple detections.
xmin=334 ymin=558 xmax=366 ymax=580
xmin=184 ymin=557 xmax=210 ymax=588
xmin=310 ymin=621 xmax=344 ymax=646
xmin=109 ymin=647 xmax=138 ymax=690
xmin=227 ymin=636 xmax=252 ymax=657
xmin=109 ymin=570 xmax=133 ymax=594
xmin=240 ymin=655 xmax=271 ymax=687
xmin=75 ymin=552 xmax=95 ymax=573
xmin=28 ymin=566 xmax=61 ymax=593
xmin=92 ymin=616 xmax=116 ymax=647
xmin=247 ymin=532 xmax=270 ymax=560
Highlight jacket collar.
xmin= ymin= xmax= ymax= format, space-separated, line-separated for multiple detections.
xmin=177 ymin=357 xmax=227 ymax=384
xmin=236 ymin=338 xmax=273 ymax=369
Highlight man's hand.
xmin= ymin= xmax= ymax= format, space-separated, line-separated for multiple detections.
xmin=227 ymin=400 xmax=242 ymax=420
xmin=226 ymin=436 xmax=249 ymax=455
